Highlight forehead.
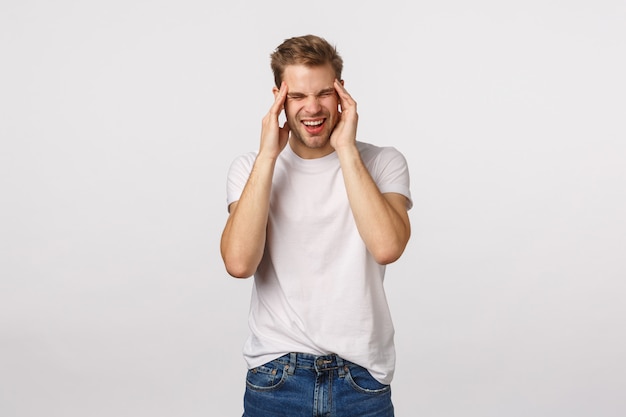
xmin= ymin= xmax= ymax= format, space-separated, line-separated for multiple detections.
xmin=282 ymin=64 xmax=336 ymax=92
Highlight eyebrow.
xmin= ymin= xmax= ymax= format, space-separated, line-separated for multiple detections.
xmin=287 ymin=87 xmax=335 ymax=98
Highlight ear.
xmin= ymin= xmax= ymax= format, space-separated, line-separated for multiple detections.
xmin=340 ymin=79 xmax=345 ymax=87
xmin=272 ymin=86 xmax=280 ymax=98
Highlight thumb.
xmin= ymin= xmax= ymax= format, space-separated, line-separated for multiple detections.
xmin=279 ymin=121 xmax=291 ymax=143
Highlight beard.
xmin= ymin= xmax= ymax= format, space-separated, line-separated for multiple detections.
xmin=289 ymin=127 xmax=329 ymax=149
xmin=287 ymin=115 xmax=337 ymax=150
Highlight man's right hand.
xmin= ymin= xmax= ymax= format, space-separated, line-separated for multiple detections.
xmin=260 ymin=81 xmax=290 ymax=159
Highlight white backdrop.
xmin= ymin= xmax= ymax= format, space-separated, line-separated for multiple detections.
xmin=1 ymin=1 xmax=625 ymax=416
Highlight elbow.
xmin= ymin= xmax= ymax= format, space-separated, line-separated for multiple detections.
xmin=220 ymin=238 xmax=259 ymax=278
xmin=222 ymin=257 xmax=256 ymax=279
xmin=372 ymin=248 xmax=403 ymax=265
xmin=370 ymin=230 xmax=410 ymax=265
xmin=225 ymin=265 xmax=255 ymax=279
xmin=226 ymin=268 xmax=255 ymax=279
xmin=370 ymin=242 xmax=407 ymax=265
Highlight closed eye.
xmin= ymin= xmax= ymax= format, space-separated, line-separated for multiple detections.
xmin=287 ymin=89 xmax=335 ymax=101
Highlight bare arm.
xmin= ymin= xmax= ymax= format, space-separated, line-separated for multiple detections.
xmin=331 ymin=80 xmax=411 ymax=264
xmin=220 ymin=83 xmax=290 ymax=278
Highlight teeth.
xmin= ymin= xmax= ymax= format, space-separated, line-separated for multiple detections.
xmin=303 ymin=120 xmax=323 ymax=126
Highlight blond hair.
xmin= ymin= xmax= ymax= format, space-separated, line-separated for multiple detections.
xmin=270 ymin=34 xmax=343 ymax=87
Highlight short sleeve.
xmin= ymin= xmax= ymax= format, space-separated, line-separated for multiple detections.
xmin=225 ymin=152 xmax=257 ymax=210
xmin=369 ymin=146 xmax=413 ymax=210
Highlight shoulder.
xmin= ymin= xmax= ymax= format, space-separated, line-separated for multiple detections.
xmin=232 ymin=151 xmax=258 ymax=165
xmin=228 ymin=151 xmax=257 ymax=173
xmin=356 ymin=141 xmax=408 ymax=167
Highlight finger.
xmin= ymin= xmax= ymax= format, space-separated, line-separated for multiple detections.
xmin=334 ymin=79 xmax=355 ymax=107
xmin=269 ymin=82 xmax=288 ymax=117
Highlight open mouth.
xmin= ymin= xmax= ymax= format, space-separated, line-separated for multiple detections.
xmin=302 ymin=118 xmax=326 ymax=134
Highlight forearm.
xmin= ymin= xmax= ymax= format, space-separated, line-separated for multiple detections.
xmin=220 ymin=154 xmax=277 ymax=278
xmin=337 ymin=145 xmax=411 ymax=265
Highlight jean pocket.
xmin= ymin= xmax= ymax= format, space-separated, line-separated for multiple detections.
xmin=345 ymin=364 xmax=391 ymax=395
xmin=245 ymin=360 xmax=288 ymax=392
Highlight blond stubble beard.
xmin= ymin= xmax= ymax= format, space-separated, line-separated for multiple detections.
xmin=287 ymin=119 xmax=337 ymax=150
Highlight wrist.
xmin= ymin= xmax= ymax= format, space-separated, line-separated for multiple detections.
xmin=255 ymin=151 xmax=281 ymax=171
xmin=334 ymin=141 xmax=359 ymax=158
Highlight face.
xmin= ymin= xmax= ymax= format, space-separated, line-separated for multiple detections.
xmin=275 ymin=64 xmax=340 ymax=159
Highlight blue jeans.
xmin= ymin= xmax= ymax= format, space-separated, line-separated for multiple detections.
xmin=243 ymin=352 xmax=394 ymax=417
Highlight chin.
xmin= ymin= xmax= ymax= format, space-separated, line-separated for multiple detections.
xmin=304 ymin=137 xmax=330 ymax=149
xmin=292 ymin=130 xmax=327 ymax=148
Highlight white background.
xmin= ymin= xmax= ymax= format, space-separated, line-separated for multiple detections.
xmin=1 ymin=1 xmax=625 ymax=416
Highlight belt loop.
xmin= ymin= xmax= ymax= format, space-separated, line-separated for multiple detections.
xmin=287 ymin=352 xmax=297 ymax=375
xmin=336 ymin=356 xmax=346 ymax=378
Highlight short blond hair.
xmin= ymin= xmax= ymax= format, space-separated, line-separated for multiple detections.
xmin=270 ymin=34 xmax=343 ymax=87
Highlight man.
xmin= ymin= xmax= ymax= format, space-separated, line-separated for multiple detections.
xmin=221 ymin=34 xmax=412 ymax=417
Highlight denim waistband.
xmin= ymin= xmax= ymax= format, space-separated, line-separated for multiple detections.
xmin=277 ymin=352 xmax=348 ymax=376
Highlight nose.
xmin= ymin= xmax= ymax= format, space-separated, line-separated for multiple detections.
xmin=303 ymin=95 xmax=322 ymax=114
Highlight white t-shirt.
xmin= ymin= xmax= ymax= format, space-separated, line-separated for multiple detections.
xmin=226 ymin=141 xmax=412 ymax=384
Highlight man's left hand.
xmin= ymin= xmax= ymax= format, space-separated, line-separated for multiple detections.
xmin=330 ymin=79 xmax=359 ymax=151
